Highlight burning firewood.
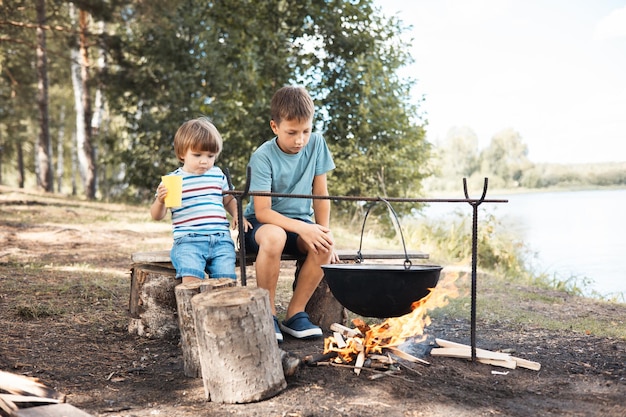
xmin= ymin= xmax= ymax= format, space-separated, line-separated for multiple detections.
xmin=322 ymin=322 xmax=431 ymax=376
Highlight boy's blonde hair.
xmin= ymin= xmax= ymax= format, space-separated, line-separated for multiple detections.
xmin=270 ymin=86 xmax=315 ymax=125
xmin=173 ymin=117 xmax=223 ymax=162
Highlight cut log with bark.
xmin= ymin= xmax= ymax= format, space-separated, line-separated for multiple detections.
xmin=174 ymin=279 xmax=236 ymax=378
xmin=128 ymin=264 xmax=178 ymax=339
xmin=191 ymin=287 xmax=286 ymax=403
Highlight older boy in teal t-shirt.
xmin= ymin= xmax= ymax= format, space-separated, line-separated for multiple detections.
xmin=244 ymin=86 xmax=338 ymax=342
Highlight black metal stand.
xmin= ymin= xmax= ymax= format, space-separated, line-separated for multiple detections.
xmin=224 ymin=170 xmax=505 ymax=361
xmin=463 ymin=177 xmax=489 ymax=361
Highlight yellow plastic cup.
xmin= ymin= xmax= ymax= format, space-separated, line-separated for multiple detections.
xmin=161 ymin=175 xmax=182 ymax=208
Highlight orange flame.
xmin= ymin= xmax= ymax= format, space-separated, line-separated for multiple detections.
xmin=324 ymin=269 xmax=460 ymax=363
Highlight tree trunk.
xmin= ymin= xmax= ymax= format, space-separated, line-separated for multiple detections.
xmin=79 ymin=9 xmax=96 ymax=199
xmin=56 ymin=106 xmax=65 ymax=193
xmin=17 ymin=141 xmax=24 ymax=189
xmin=192 ymin=287 xmax=286 ymax=403
xmin=35 ymin=0 xmax=53 ymax=192
xmin=69 ymin=4 xmax=96 ymax=200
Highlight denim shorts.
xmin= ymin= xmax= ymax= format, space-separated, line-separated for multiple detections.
xmin=170 ymin=232 xmax=236 ymax=280
xmin=244 ymin=217 xmax=309 ymax=257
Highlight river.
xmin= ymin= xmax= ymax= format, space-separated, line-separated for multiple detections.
xmin=420 ymin=188 xmax=626 ymax=300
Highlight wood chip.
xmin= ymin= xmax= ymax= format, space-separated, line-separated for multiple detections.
xmin=354 ymin=351 xmax=365 ymax=375
xmin=330 ymin=323 xmax=362 ymax=338
xmin=384 ymin=346 xmax=430 ymax=365
xmin=333 ymin=332 xmax=347 ymax=349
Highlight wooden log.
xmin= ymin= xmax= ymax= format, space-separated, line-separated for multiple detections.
xmin=128 ymin=265 xmax=179 ymax=339
xmin=175 ymin=281 xmax=203 ymax=378
xmin=191 ymin=287 xmax=286 ymax=403
xmin=175 ymin=279 xmax=237 ymax=378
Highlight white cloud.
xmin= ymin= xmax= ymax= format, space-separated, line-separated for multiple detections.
xmin=594 ymin=6 xmax=626 ymax=40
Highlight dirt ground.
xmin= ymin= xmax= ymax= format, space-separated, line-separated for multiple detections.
xmin=1 ymin=186 xmax=625 ymax=417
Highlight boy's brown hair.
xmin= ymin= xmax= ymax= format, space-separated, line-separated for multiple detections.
xmin=270 ymin=86 xmax=315 ymax=125
xmin=173 ymin=117 xmax=223 ymax=162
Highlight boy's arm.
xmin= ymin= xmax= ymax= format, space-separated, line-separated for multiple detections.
xmin=150 ymin=184 xmax=168 ymax=220
xmin=223 ymin=195 xmax=251 ymax=231
xmin=311 ymin=173 xmax=330 ymax=228
xmin=312 ymin=173 xmax=338 ymax=262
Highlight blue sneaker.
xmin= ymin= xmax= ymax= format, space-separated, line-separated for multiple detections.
xmin=280 ymin=312 xmax=323 ymax=339
xmin=273 ymin=316 xmax=283 ymax=343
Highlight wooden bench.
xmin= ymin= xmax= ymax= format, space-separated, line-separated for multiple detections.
xmin=131 ymin=249 xmax=428 ymax=267
xmin=128 ymin=249 xmax=429 ymax=339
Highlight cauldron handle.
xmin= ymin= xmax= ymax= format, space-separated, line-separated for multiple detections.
xmin=357 ymin=197 xmax=412 ymax=269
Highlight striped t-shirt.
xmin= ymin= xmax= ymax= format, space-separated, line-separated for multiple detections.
xmin=165 ymin=167 xmax=230 ymax=239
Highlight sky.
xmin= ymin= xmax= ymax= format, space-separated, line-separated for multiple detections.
xmin=376 ymin=0 xmax=626 ymax=164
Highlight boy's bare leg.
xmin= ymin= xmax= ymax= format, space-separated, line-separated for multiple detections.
xmin=286 ymin=249 xmax=332 ymax=320
xmin=252 ymin=224 xmax=287 ymax=316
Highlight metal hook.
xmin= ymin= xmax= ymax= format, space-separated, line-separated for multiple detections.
xmin=463 ymin=177 xmax=489 ymax=204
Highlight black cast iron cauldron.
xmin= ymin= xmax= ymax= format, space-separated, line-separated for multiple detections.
xmin=322 ymin=198 xmax=443 ymax=318
xmin=322 ymin=263 xmax=442 ymax=318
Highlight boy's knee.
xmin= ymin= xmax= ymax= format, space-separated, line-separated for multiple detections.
xmin=257 ymin=226 xmax=288 ymax=248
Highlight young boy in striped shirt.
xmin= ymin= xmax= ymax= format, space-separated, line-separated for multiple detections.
xmin=151 ymin=117 xmax=249 ymax=284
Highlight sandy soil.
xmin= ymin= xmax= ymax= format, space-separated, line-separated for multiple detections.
xmin=1 ymin=186 xmax=625 ymax=417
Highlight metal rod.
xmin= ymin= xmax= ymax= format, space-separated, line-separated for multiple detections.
xmin=463 ymin=177 xmax=489 ymax=362
xmin=225 ymin=168 xmax=250 ymax=287
xmin=223 ymin=190 xmax=507 ymax=205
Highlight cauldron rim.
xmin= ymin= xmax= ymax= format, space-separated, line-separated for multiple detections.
xmin=322 ymin=263 xmax=442 ymax=272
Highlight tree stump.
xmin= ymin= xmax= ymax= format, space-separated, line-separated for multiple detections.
xmin=191 ymin=287 xmax=286 ymax=403
xmin=174 ymin=279 xmax=236 ymax=378
xmin=294 ymin=259 xmax=347 ymax=331
xmin=306 ymin=277 xmax=348 ymax=331
xmin=128 ymin=264 xmax=179 ymax=339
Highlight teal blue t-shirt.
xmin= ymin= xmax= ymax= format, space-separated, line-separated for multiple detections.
xmin=244 ymin=132 xmax=335 ymax=220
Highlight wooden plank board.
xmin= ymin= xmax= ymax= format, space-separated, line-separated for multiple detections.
xmin=430 ymin=347 xmax=512 ymax=361
xmin=434 ymin=339 xmax=541 ymax=371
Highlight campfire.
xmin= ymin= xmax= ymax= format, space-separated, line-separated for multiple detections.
xmin=312 ymin=271 xmax=540 ymax=376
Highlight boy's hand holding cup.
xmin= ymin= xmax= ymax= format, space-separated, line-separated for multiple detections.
xmin=161 ymin=175 xmax=183 ymax=208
